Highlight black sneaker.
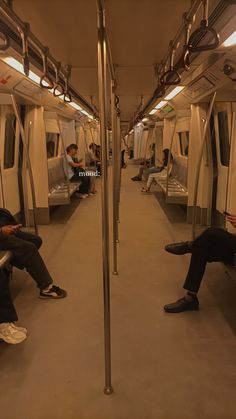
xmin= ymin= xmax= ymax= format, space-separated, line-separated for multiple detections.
xmin=164 ymin=296 xmax=199 ymax=313
xmin=165 ymin=241 xmax=193 ymax=255
xmin=39 ymin=285 xmax=67 ymax=299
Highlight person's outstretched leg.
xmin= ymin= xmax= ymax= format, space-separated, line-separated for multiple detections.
xmin=0 ymin=234 xmax=67 ymax=299
xmin=164 ymin=227 xmax=236 ymax=313
xmin=0 ymin=270 xmax=27 ymax=344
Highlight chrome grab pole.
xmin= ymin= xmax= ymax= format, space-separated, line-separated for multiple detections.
xmin=192 ymin=92 xmax=216 ymax=239
xmin=116 ymin=114 xmax=121 ymax=229
xmin=165 ymin=117 xmax=177 ymax=203
xmin=11 ymin=94 xmax=38 ymax=235
xmin=0 ymin=158 xmax=5 ymax=208
xmin=97 ymin=0 xmax=113 ymax=395
xmin=111 ymin=81 xmax=118 ymax=275
xmin=56 ymin=117 xmax=70 ymax=199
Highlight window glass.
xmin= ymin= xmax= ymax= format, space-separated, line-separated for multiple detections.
xmin=218 ymin=111 xmax=230 ymax=167
xmin=4 ymin=113 xmax=16 ymax=169
xmin=178 ymin=131 xmax=189 ymax=156
xmin=46 ymin=132 xmax=59 ymax=158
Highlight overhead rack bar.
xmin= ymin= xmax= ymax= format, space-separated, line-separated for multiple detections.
xmin=0 ymin=0 xmax=98 ymax=117
xmin=130 ymin=0 xmax=230 ymax=130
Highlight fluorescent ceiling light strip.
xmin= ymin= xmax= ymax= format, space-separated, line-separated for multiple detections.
xmin=149 ymin=108 xmax=157 ymax=115
xmin=164 ymin=86 xmax=184 ymax=101
xmin=3 ymin=57 xmax=48 ymax=86
xmin=223 ymin=31 xmax=236 ymax=47
xmin=69 ymin=101 xmax=82 ymax=111
xmin=3 ymin=57 xmax=94 ymax=118
xmin=155 ymin=100 xmax=167 ymax=109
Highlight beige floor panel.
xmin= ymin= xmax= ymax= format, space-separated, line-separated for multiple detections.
xmin=1 ymin=165 xmax=236 ymax=419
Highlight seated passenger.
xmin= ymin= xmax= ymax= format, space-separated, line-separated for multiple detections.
xmin=0 ymin=208 xmax=67 ymax=301
xmin=71 ymin=143 xmax=97 ymax=194
xmin=131 ymin=144 xmax=156 ymax=181
xmin=163 ymin=215 xmax=236 ymax=313
xmin=66 ymin=144 xmax=92 ymax=198
xmin=0 ymin=269 xmax=27 ymax=345
xmin=141 ymin=149 xmax=172 ymax=193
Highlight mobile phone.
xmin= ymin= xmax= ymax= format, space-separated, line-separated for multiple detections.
xmin=223 ymin=211 xmax=231 ymax=216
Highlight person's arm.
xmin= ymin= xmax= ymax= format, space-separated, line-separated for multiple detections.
xmin=227 ymin=214 xmax=236 ymax=229
xmin=0 ymin=224 xmax=22 ymax=235
xmin=67 ymin=155 xmax=83 ymax=168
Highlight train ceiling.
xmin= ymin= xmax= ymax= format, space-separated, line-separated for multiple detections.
xmin=12 ymin=0 xmax=222 ymax=132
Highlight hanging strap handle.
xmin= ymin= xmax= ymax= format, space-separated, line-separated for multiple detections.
xmin=52 ymin=62 xmax=65 ymax=97
xmin=160 ymin=41 xmax=181 ymax=86
xmin=182 ymin=13 xmax=193 ymax=71
xmin=63 ymin=65 xmax=72 ymax=103
xmin=154 ymin=62 xmax=166 ymax=97
xmin=0 ymin=22 xmax=10 ymax=51
xmin=40 ymin=47 xmax=54 ymax=89
xmin=187 ymin=0 xmax=220 ymax=53
xmin=18 ymin=22 xmax=30 ymax=76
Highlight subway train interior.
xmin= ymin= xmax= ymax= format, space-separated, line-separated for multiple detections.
xmin=0 ymin=0 xmax=236 ymax=418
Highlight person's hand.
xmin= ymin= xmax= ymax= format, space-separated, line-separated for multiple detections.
xmin=227 ymin=214 xmax=236 ymax=228
xmin=1 ymin=224 xmax=22 ymax=235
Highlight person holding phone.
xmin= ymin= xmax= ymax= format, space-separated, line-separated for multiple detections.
xmin=0 ymin=208 xmax=67 ymax=299
xmin=163 ymin=214 xmax=236 ymax=313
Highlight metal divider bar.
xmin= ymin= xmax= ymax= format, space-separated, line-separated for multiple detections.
xmin=11 ymin=94 xmax=38 ymax=235
xmin=165 ymin=117 xmax=177 ymax=201
xmin=97 ymin=1 xmax=113 ymax=395
xmin=56 ymin=116 xmax=70 ymax=198
xmin=111 ymin=82 xmax=118 ymax=275
xmin=192 ymin=92 xmax=216 ymax=239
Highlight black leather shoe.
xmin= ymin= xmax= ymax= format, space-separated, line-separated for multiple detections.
xmin=164 ymin=297 xmax=199 ymax=313
xmin=165 ymin=241 xmax=193 ymax=255
xmin=131 ymin=176 xmax=142 ymax=181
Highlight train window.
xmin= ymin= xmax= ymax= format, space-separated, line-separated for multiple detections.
xmin=178 ymin=131 xmax=189 ymax=156
xmin=46 ymin=132 xmax=59 ymax=158
xmin=218 ymin=111 xmax=230 ymax=166
xmin=4 ymin=113 xmax=16 ymax=169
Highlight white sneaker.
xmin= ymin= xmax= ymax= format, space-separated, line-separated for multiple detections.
xmin=77 ymin=193 xmax=87 ymax=199
xmin=10 ymin=323 xmax=27 ymax=334
xmin=0 ymin=323 xmax=27 ymax=344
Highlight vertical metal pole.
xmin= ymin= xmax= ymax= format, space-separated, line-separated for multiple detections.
xmin=111 ymin=81 xmax=118 ymax=275
xmin=116 ymin=114 xmax=121 ymax=229
xmin=11 ymin=95 xmax=38 ymax=235
xmin=97 ymin=2 xmax=113 ymax=395
xmin=165 ymin=118 xmax=177 ymax=203
xmin=192 ymin=92 xmax=216 ymax=239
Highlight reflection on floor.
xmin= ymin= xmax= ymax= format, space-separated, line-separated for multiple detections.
xmin=1 ymin=165 xmax=236 ymax=419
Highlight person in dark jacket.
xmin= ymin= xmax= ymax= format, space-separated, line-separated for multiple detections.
xmin=0 ymin=208 xmax=67 ymax=344
xmin=164 ymin=215 xmax=236 ymax=313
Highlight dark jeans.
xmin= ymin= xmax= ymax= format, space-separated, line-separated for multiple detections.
xmin=0 ymin=230 xmax=53 ymax=291
xmin=0 ymin=269 xmax=18 ymax=323
xmin=71 ymin=168 xmax=90 ymax=194
xmin=183 ymin=228 xmax=236 ymax=293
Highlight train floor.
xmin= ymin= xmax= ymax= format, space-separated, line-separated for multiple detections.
xmin=1 ymin=164 xmax=236 ymax=419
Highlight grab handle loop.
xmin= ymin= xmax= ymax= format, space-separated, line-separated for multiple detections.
xmin=187 ymin=0 xmax=220 ymax=53
xmin=63 ymin=65 xmax=72 ymax=103
xmin=182 ymin=13 xmax=193 ymax=71
xmin=154 ymin=62 xmax=166 ymax=97
xmin=0 ymin=22 xmax=10 ymax=51
xmin=160 ymin=41 xmax=181 ymax=86
xmin=52 ymin=62 xmax=64 ymax=97
xmin=40 ymin=47 xmax=54 ymax=89
xmin=18 ymin=22 xmax=30 ymax=77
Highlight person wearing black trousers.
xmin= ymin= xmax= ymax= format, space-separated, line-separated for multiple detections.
xmin=0 ymin=208 xmax=67 ymax=344
xmin=164 ymin=214 xmax=236 ymax=313
xmin=0 ymin=268 xmax=27 ymax=344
